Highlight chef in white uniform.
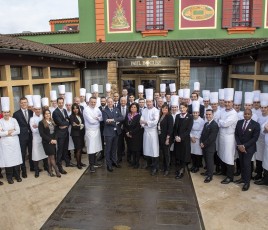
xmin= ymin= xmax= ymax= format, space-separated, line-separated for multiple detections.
xmin=65 ymin=92 xmax=75 ymax=156
xmin=190 ymin=101 xmax=205 ymax=173
xmin=218 ymin=88 xmax=238 ymax=184
xmin=135 ymin=85 xmax=145 ymax=103
xmin=0 ymin=97 xmax=23 ymax=184
xmin=254 ymin=93 xmax=268 ymax=180
xmin=49 ymin=90 xmax=58 ymax=114
xmin=30 ymin=95 xmax=48 ymax=178
xmin=84 ymin=96 xmax=103 ymax=173
xmin=218 ymin=89 xmax=225 ymax=111
xmin=106 ymin=83 xmax=112 ymax=99
xmin=80 ymin=88 xmax=87 ymax=108
xmin=92 ymin=84 xmax=101 ymax=107
xmin=193 ymin=82 xmax=203 ymax=105
xmin=140 ymin=89 xmax=160 ymax=176
xmin=252 ymin=90 xmax=262 ymax=117
xmin=160 ymin=83 xmax=166 ymax=103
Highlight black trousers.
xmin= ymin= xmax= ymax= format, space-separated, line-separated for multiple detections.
xmin=131 ymin=151 xmax=140 ymax=167
xmin=220 ymin=161 xmax=234 ymax=179
xmin=117 ymin=131 xmax=126 ymax=162
xmin=160 ymin=143 xmax=170 ymax=171
xmin=5 ymin=166 xmax=20 ymax=180
xmin=191 ymin=154 xmax=203 ymax=168
xmin=88 ymin=154 xmax=96 ymax=165
xmin=56 ymin=134 xmax=69 ymax=168
xmin=151 ymin=156 xmax=159 ymax=171
xmin=19 ymin=137 xmax=34 ymax=172
xmin=105 ymin=135 xmax=119 ymax=167
xmin=255 ymin=160 xmax=263 ymax=176
xmin=238 ymin=151 xmax=254 ymax=183
xmin=203 ymin=150 xmax=214 ymax=177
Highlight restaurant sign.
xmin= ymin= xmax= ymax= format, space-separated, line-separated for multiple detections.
xmin=118 ymin=58 xmax=177 ymax=68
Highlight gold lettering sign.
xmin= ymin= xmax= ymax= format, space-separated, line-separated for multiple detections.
xmin=130 ymin=60 xmax=162 ymax=67
xmin=182 ymin=5 xmax=214 ymax=21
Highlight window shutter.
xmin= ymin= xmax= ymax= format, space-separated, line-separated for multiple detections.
xmin=222 ymin=0 xmax=233 ymax=28
xmin=164 ymin=0 xmax=174 ymax=30
xmin=251 ymin=0 xmax=263 ymax=28
xmin=136 ymin=0 xmax=146 ymax=31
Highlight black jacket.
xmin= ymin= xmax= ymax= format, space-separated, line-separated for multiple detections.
xmin=188 ymin=104 xmax=205 ymax=118
xmin=38 ymin=120 xmax=56 ymax=144
xmin=52 ymin=107 xmax=69 ymax=137
xmin=69 ymin=114 xmax=85 ymax=137
xmin=200 ymin=120 xmax=219 ymax=152
xmin=13 ymin=109 xmax=33 ymax=141
xmin=158 ymin=114 xmax=174 ymax=145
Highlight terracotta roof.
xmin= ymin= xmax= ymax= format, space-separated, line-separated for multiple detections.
xmin=0 ymin=34 xmax=84 ymax=60
xmin=51 ymin=38 xmax=268 ymax=60
xmin=6 ymin=30 xmax=79 ymax=37
xmin=49 ymin=17 xmax=79 ymax=23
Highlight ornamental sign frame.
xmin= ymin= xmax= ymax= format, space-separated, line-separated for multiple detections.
xmin=118 ymin=58 xmax=178 ymax=68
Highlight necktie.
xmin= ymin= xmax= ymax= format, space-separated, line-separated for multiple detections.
xmin=24 ymin=110 xmax=28 ymax=123
xmin=122 ymin=107 xmax=125 ymax=117
xmin=61 ymin=109 xmax=65 ymax=118
xmin=242 ymin=120 xmax=248 ymax=133
xmin=114 ymin=103 xmax=117 ymax=108
xmin=110 ymin=108 xmax=113 ymax=112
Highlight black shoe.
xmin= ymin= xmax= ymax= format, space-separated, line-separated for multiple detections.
xmin=175 ymin=172 xmax=184 ymax=179
xmin=112 ymin=163 xmax=121 ymax=168
xmin=201 ymin=172 xmax=208 ymax=176
xmin=107 ymin=166 xmax=113 ymax=172
xmin=254 ymin=179 xmax=268 ymax=186
xmin=253 ymin=175 xmax=262 ymax=181
xmin=94 ymin=163 xmax=102 ymax=168
xmin=66 ymin=162 xmax=75 ymax=167
xmin=151 ymin=169 xmax=157 ymax=176
xmin=163 ymin=171 xmax=169 ymax=176
xmin=16 ymin=177 xmax=22 ymax=182
xmin=242 ymin=183 xmax=250 ymax=191
xmin=0 ymin=181 xmax=3 ymax=185
xmin=90 ymin=166 xmax=96 ymax=173
xmin=204 ymin=176 xmax=212 ymax=183
xmin=234 ymin=178 xmax=244 ymax=184
xmin=233 ymin=170 xmax=241 ymax=176
xmin=77 ymin=164 xmax=82 ymax=169
xmin=81 ymin=163 xmax=87 ymax=167
xmin=221 ymin=177 xmax=233 ymax=184
xmin=22 ymin=172 xmax=27 ymax=178
xmin=191 ymin=167 xmax=199 ymax=173
xmin=8 ymin=179 xmax=14 ymax=184
xmin=59 ymin=168 xmax=67 ymax=174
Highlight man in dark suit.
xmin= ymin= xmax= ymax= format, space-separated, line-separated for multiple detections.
xmin=117 ymin=96 xmax=129 ymax=163
xmin=234 ymin=109 xmax=260 ymax=191
xmin=200 ymin=109 xmax=219 ymax=183
xmin=188 ymin=92 xmax=205 ymax=118
xmin=52 ymin=97 xmax=70 ymax=174
xmin=113 ymin=92 xmax=121 ymax=109
xmin=97 ymin=96 xmax=107 ymax=161
xmin=102 ymin=97 xmax=124 ymax=172
xmin=13 ymin=97 xmax=34 ymax=178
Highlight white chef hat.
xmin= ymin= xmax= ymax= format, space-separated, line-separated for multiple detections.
xmin=260 ymin=93 xmax=268 ymax=107
xmin=32 ymin=95 xmax=41 ymax=108
xmin=210 ymin=92 xmax=218 ymax=104
xmin=138 ymin=85 xmax=144 ymax=93
xmin=171 ymin=95 xmax=179 ymax=106
xmin=1 ymin=97 xmax=10 ymax=112
xmin=25 ymin=95 xmax=33 ymax=106
xmin=234 ymin=91 xmax=242 ymax=105
xmin=92 ymin=84 xmax=98 ymax=93
xmin=219 ymin=89 xmax=225 ymax=100
xmin=192 ymin=101 xmax=200 ymax=112
xmin=183 ymin=88 xmax=190 ymax=99
xmin=169 ymin=83 xmax=176 ymax=93
xmin=58 ymin=85 xmax=65 ymax=94
xmin=202 ymin=90 xmax=210 ymax=101
xmin=178 ymin=89 xmax=184 ymax=98
xmin=86 ymin=93 xmax=92 ymax=102
xmin=41 ymin=97 xmax=49 ymax=107
xmin=224 ymin=88 xmax=234 ymax=101
xmin=50 ymin=90 xmax=57 ymax=101
xmin=80 ymin=88 xmax=86 ymax=96
xmin=160 ymin=84 xmax=166 ymax=93
xmin=194 ymin=82 xmax=200 ymax=91
xmin=65 ymin=92 xmax=73 ymax=105
xmin=145 ymin=89 xmax=153 ymax=100
xmin=106 ymin=83 xmax=111 ymax=92
xmin=253 ymin=90 xmax=261 ymax=102
xmin=244 ymin=92 xmax=254 ymax=104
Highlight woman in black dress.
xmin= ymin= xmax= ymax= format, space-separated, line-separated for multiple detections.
xmin=124 ymin=102 xmax=143 ymax=169
xmin=69 ymin=103 xmax=85 ymax=169
xmin=158 ymin=104 xmax=174 ymax=176
xmin=174 ymin=102 xmax=193 ymax=179
xmin=38 ymin=109 xmax=61 ymax=177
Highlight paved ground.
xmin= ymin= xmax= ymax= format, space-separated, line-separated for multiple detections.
xmin=41 ymin=161 xmax=204 ymax=230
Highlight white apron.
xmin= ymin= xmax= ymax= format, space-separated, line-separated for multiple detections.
xmin=255 ymin=116 xmax=268 ymax=161
xmin=68 ymin=125 xmax=75 ymax=150
xmin=262 ymin=131 xmax=268 ymax=170
xmin=30 ymin=115 xmax=47 ymax=161
xmin=85 ymin=127 xmax=102 ymax=154
xmin=0 ymin=118 xmax=22 ymax=167
xmin=143 ymin=128 xmax=159 ymax=157
xmin=190 ymin=117 xmax=204 ymax=156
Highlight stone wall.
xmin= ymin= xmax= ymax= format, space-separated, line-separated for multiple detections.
xmin=107 ymin=61 xmax=118 ymax=93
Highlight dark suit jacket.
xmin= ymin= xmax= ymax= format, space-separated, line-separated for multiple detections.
xmin=79 ymin=105 xmax=84 ymax=115
xmin=38 ymin=120 xmax=56 ymax=144
xmin=188 ymin=104 xmax=205 ymax=118
xmin=13 ymin=109 xmax=33 ymax=141
xmin=174 ymin=113 xmax=193 ymax=141
xmin=52 ymin=107 xmax=69 ymax=137
xmin=158 ymin=114 xmax=174 ymax=145
xmin=69 ymin=114 xmax=85 ymax=137
xmin=113 ymin=101 xmax=121 ymax=109
xmin=102 ymin=107 xmax=124 ymax=136
xmin=200 ymin=120 xmax=219 ymax=152
xmin=99 ymin=105 xmax=107 ymax=135
xmin=235 ymin=119 xmax=260 ymax=154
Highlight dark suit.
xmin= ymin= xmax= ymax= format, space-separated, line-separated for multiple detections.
xmin=188 ymin=104 xmax=205 ymax=118
xmin=13 ymin=109 xmax=34 ymax=173
xmin=158 ymin=114 xmax=174 ymax=172
xmin=102 ymin=107 xmax=124 ymax=168
xmin=99 ymin=105 xmax=107 ymax=158
xmin=200 ymin=120 xmax=219 ymax=177
xmin=113 ymin=101 xmax=121 ymax=109
xmin=235 ymin=119 xmax=260 ymax=183
xmin=52 ymin=107 xmax=70 ymax=168
xmin=174 ymin=113 xmax=193 ymax=170
xmin=69 ymin=114 xmax=85 ymax=149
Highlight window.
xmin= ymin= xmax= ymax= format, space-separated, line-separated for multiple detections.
xmin=83 ymin=69 xmax=107 ymax=96
xmin=11 ymin=66 xmax=23 ymax=80
xmin=234 ymin=79 xmax=254 ymax=91
xmin=32 ymin=67 xmax=43 ymax=79
xmin=146 ymin=0 xmax=164 ymax=30
xmin=259 ymin=81 xmax=268 ymax=93
xmin=232 ymin=64 xmax=255 ymax=74
xmin=51 ymin=82 xmax=75 ymax=96
xmin=13 ymin=86 xmax=24 ymax=111
xmin=260 ymin=61 xmax=268 ymax=74
xmin=232 ymin=0 xmax=251 ymax=27
xmin=33 ymin=84 xmax=45 ymax=97
xmin=51 ymin=68 xmax=74 ymax=78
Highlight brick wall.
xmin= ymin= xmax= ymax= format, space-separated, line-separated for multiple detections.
xmin=107 ymin=61 xmax=118 ymax=93
xmin=179 ymin=59 xmax=190 ymax=89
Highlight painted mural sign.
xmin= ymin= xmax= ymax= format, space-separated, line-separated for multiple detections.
xmin=179 ymin=0 xmax=217 ymax=29
xmin=107 ymin=0 xmax=133 ymax=33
